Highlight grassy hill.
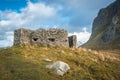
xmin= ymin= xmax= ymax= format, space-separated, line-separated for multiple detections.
xmin=0 ymin=46 xmax=120 ymax=80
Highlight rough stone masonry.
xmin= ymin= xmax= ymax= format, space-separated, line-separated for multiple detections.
xmin=14 ymin=28 xmax=77 ymax=47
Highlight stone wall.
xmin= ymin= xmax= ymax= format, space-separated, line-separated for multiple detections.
xmin=14 ymin=29 xmax=21 ymax=45
xmin=14 ymin=28 xmax=32 ymax=45
xmin=14 ymin=28 xmax=76 ymax=47
xmin=68 ymin=35 xmax=77 ymax=47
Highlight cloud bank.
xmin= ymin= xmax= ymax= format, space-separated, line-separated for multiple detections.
xmin=0 ymin=1 xmax=91 ymax=47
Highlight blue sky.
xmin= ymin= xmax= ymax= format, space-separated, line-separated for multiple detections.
xmin=0 ymin=0 xmax=115 ymax=47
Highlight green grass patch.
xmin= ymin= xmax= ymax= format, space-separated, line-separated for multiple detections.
xmin=0 ymin=46 xmax=120 ymax=80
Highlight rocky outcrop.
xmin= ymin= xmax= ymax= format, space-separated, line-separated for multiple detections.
xmin=83 ymin=0 xmax=120 ymax=49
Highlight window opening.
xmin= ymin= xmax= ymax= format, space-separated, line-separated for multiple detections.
xmin=33 ymin=38 xmax=38 ymax=41
xmin=48 ymin=38 xmax=55 ymax=42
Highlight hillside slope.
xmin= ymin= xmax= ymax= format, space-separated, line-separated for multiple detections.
xmin=0 ymin=46 xmax=120 ymax=80
xmin=83 ymin=0 xmax=120 ymax=49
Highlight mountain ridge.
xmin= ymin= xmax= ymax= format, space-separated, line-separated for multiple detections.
xmin=82 ymin=0 xmax=120 ymax=49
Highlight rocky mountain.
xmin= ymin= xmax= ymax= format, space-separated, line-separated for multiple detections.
xmin=82 ymin=0 xmax=120 ymax=49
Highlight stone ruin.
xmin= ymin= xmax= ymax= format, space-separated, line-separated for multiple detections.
xmin=14 ymin=28 xmax=77 ymax=47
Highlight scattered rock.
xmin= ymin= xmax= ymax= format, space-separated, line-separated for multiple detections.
xmin=88 ymin=49 xmax=92 ymax=52
xmin=43 ymin=58 xmax=52 ymax=62
xmin=61 ymin=50 xmax=65 ymax=53
xmin=46 ymin=61 xmax=70 ymax=76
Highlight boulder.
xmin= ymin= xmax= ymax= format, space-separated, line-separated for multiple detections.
xmin=46 ymin=61 xmax=70 ymax=76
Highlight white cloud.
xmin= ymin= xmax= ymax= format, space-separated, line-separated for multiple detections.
xmin=0 ymin=20 xmax=11 ymax=26
xmin=0 ymin=1 xmax=59 ymax=28
xmin=69 ymin=27 xmax=91 ymax=46
xmin=0 ymin=31 xmax=13 ymax=47
xmin=0 ymin=1 xmax=59 ymax=47
xmin=0 ymin=1 xmax=92 ymax=47
xmin=21 ymin=1 xmax=56 ymax=17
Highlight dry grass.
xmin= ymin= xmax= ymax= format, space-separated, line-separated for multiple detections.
xmin=0 ymin=46 xmax=120 ymax=80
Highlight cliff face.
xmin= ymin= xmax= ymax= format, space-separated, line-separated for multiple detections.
xmin=83 ymin=0 xmax=120 ymax=49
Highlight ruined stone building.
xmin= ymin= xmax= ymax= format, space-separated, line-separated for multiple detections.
xmin=14 ymin=28 xmax=76 ymax=47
